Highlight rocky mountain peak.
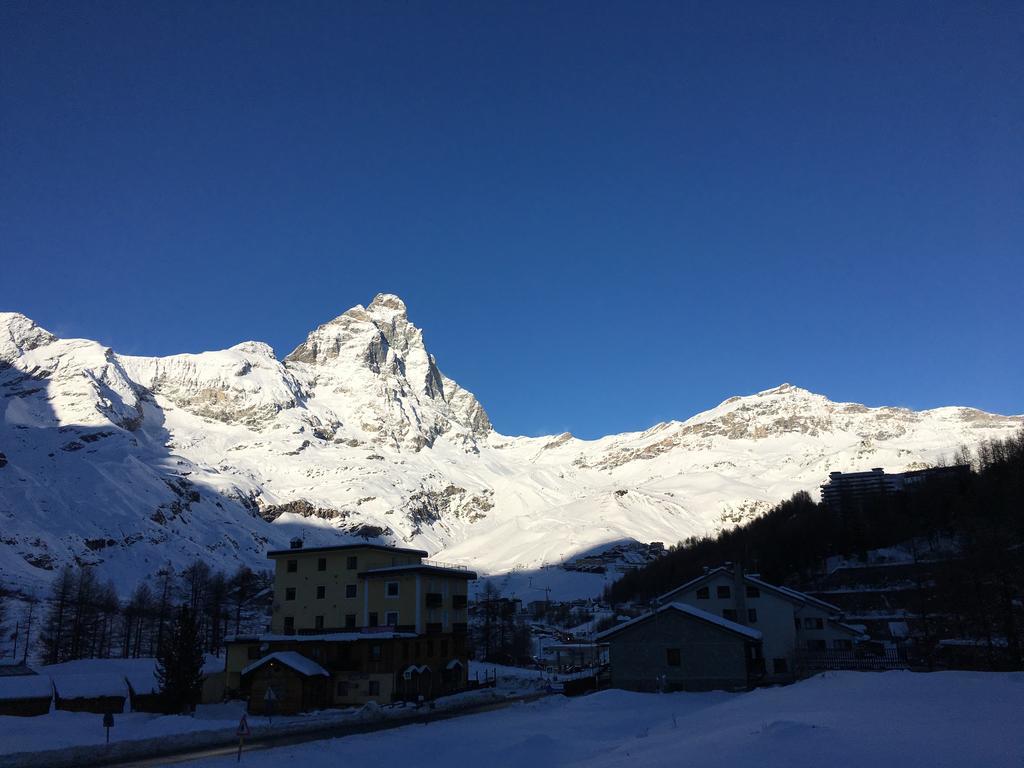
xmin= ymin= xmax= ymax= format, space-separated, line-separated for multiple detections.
xmin=0 ymin=312 xmax=58 ymax=364
xmin=367 ymin=293 xmax=408 ymax=317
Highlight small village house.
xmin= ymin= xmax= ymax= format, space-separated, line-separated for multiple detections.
xmin=596 ymin=602 xmax=763 ymax=692
xmin=0 ymin=664 xmax=53 ymax=717
xmin=655 ymin=565 xmax=863 ymax=682
xmin=52 ymin=672 xmax=128 ymax=714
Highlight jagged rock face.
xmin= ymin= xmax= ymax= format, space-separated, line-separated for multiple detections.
xmin=284 ymin=293 xmax=491 ymax=450
xmin=0 ymin=301 xmax=1020 ymax=598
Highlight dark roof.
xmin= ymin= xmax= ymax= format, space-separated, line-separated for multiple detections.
xmin=358 ymin=564 xmax=477 ymax=579
xmin=266 ymin=543 xmax=429 ymax=558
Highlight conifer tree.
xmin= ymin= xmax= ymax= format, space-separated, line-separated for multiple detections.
xmin=156 ymin=605 xmax=205 ymax=713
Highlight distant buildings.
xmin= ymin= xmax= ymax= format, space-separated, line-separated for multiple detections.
xmin=820 ymin=465 xmax=970 ymax=512
xmin=224 ymin=542 xmax=476 ymax=713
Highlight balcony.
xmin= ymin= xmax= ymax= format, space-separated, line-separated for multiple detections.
xmin=425 ymin=593 xmax=443 ymax=608
xmin=452 ymin=622 xmax=468 ymax=635
xmin=452 ymin=594 xmax=467 ymax=609
xmin=426 ymin=622 xmax=443 ymax=634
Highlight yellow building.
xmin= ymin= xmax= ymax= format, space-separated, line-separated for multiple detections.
xmin=225 ymin=542 xmax=476 ymax=711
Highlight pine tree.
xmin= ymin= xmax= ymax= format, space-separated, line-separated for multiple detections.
xmin=156 ymin=605 xmax=205 ymax=714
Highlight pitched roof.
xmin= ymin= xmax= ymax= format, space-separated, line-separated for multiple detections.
xmin=242 ymin=651 xmax=329 ymax=678
xmin=595 ymin=602 xmax=763 ymax=642
xmin=656 ymin=567 xmax=842 ymax=614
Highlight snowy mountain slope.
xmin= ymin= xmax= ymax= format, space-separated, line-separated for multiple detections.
xmin=0 ymin=299 xmax=1020 ymax=598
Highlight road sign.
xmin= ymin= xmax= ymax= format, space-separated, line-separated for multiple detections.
xmin=236 ymin=715 xmax=251 ymax=737
xmin=264 ymin=686 xmax=278 ymax=702
xmin=103 ymin=712 xmax=114 ymax=744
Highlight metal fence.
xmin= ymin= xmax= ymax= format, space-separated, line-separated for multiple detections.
xmin=797 ymin=648 xmax=908 ymax=674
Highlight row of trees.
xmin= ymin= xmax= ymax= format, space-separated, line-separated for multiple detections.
xmin=607 ymin=430 xmax=1024 ymax=668
xmin=36 ymin=560 xmax=271 ymax=665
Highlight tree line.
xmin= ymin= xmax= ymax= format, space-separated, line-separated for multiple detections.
xmin=31 ymin=560 xmax=272 ymax=665
xmin=607 ymin=430 xmax=1024 ymax=668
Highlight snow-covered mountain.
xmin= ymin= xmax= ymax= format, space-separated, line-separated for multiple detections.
xmin=1 ymin=294 xmax=1020 ymax=598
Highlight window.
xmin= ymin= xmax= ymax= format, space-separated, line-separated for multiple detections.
xmin=368 ymin=680 xmax=380 ymax=696
xmin=386 ymin=581 xmax=400 ymax=598
xmin=773 ymin=658 xmax=789 ymax=674
xmin=369 ymin=612 xmax=379 ymax=627
xmin=345 ymin=614 xmax=356 ymax=629
xmin=403 ymin=642 xmax=410 ymax=660
xmin=722 ymin=609 xmax=737 ymax=621
xmin=346 ymin=584 xmax=357 ymax=598
xmin=318 ymin=557 xmax=327 ymax=572
xmin=315 ymin=615 xmax=324 ymax=629
xmin=316 ymin=585 xmax=326 ymax=599
xmin=346 ymin=556 xmax=358 ymax=570
xmin=386 ymin=611 xmax=399 ymax=626
xmin=666 ymin=648 xmax=681 ymax=667
xmin=696 ymin=586 xmax=709 ymax=600
xmin=808 ymin=639 xmax=827 ymax=651
xmin=441 ymin=639 xmax=448 ymax=656
xmin=803 ymin=617 xmax=824 ymax=630
xmin=283 ymin=616 xmax=294 ymax=632
xmin=833 ymin=639 xmax=853 ymax=651
xmin=286 ymin=559 xmax=297 ymax=573
xmin=427 ymin=639 xmax=434 ymax=656
xmin=285 ymin=587 xmax=296 ymax=601
xmin=716 ymin=585 xmax=731 ymax=599
xmin=371 ymin=644 xmax=381 ymax=660
xmin=247 ymin=646 xmax=261 ymax=660
xmin=746 ymin=586 xmax=760 ymax=598
xmin=747 ymin=608 xmax=758 ymax=623
xmin=794 ymin=617 xmax=801 ymax=631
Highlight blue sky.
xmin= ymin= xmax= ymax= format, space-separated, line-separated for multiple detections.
xmin=2 ymin=1 xmax=1022 ymax=438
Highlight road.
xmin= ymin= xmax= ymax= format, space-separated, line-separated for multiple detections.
xmin=101 ymin=692 xmax=549 ymax=768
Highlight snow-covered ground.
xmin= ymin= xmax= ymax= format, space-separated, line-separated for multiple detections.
xmin=173 ymin=671 xmax=1024 ymax=768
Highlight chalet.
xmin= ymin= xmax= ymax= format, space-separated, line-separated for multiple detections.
xmin=242 ymin=652 xmax=331 ymax=715
xmin=0 ymin=666 xmax=52 ymax=717
xmin=596 ymin=602 xmax=763 ymax=692
xmin=52 ymin=673 xmax=128 ymax=714
xmin=656 ymin=565 xmax=864 ymax=681
xmin=225 ymin=542 xmax=476 ymax=712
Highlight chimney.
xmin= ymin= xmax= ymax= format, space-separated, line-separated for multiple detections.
xmin=289 ymin=537 xmax=304 ymax=549
xmin=734 ymin=562 xmax=747 ymax=625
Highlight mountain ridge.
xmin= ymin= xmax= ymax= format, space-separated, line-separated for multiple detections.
xmin=1 ymin=298 xmax=1020 ymax=598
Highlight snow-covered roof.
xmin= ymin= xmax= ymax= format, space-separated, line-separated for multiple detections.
xmin=242 ymin=652 xmax=329 ymax=678
xmin=445 ymin=659 xmax=463 ymax=670
xmin=229 ymin=631 xmax=418 ymax=644
xmin=359 ymin=564 xmax=477 ymax=579
xmin=656 ymin=567 xmax=842 ymax=614
xmin=53 ymin=673 xmax=129 ymax=700
xmin=596 ymin=602 xmax=763 ymax=642
xmin=0 ymin=675 xmax=53 ymax=701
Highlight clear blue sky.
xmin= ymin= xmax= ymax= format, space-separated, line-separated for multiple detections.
xmin=2 ymin=1 xmax=1022 ymax=438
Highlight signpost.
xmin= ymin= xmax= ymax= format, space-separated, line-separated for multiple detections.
xmin=103 ymin=712 xmax=115 ymax=744
xmin=236 ymin=714 xmax=251 ymax=762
